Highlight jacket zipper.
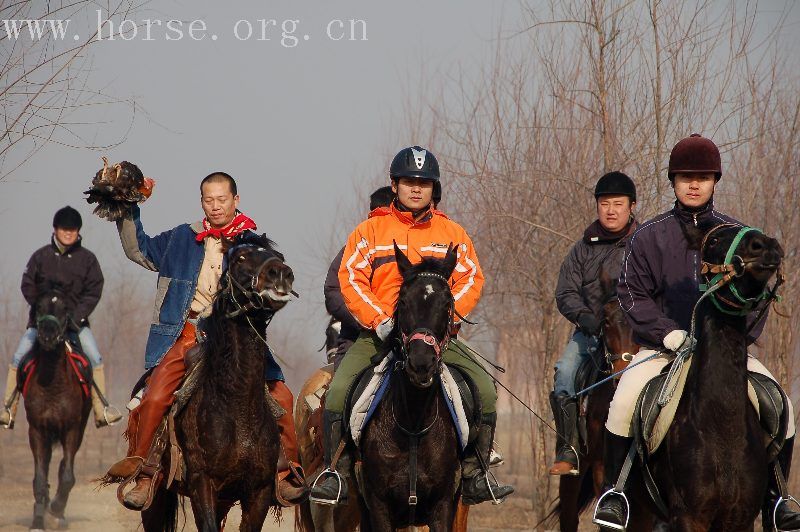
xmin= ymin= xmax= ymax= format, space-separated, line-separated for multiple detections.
xmin=693 ymin=213 xmax=698 ymax=227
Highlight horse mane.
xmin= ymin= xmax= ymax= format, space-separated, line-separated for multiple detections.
xmin=398 ymin=254 xmax=453 ymax=283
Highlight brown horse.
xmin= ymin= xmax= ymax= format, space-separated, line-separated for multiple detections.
xmin=24 ymin=289 xmax=92 ymax=531
xmin=141 ymin=234 xmax=295 ymax=532
xmin=552 ymin=267 xmax=638 ymax=532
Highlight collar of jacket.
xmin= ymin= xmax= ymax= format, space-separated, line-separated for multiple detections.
xmin=50 ymin=235 xmax=82 ymax=255
xmin=582 ymin=218 xmax=637 ymax=244
xmin=375 ymin=202 xmax=449 ymax=226
xmin=672 ymin=199 xmax=715 ymax=226
xmin=189 ymin=219 xmax=204 ymax=234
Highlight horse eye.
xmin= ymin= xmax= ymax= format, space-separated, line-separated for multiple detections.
xmin=709 ymin=237 xmax=718 ymax=246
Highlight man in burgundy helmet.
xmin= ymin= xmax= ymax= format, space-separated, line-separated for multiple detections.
xmin=593 ymin=134 xmax=799 ymax=531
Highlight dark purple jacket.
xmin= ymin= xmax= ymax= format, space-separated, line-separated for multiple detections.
xmin=324 ymin=247 xmax=363 ymax=343
xmin=617 ymin=201 xmax=766 ymax=349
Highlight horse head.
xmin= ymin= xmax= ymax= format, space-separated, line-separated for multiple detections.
xmin=599 ymin=266 xmax=638 ymax=373
xmin=393 ymin=242 xmax=457 ymax=389
xmin=35 ymin=289 xmax=72 ymax=351
xmin=220 ymin=233 xmax=295 ymax=317
xmin=700 ymin=224 xmax=784 ymax=315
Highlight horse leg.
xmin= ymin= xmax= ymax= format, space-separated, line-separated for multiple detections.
xmin=362 ymin=496 xmax=392 ymax=532
xmin=558 ymin=474 xmax=581 ymax=532
xmin=187 ymin=475 xmax=218 ymax=532
xmin=49 ymin=429 xmax=81 ymax=524
xmin=239 ymin=488 xmax=272 ymax=532
xmin=29 ymin=429 xmax=52 ymax=531
xmin=427 ymin=498 xmax=456 ymax=532
xmin=142 ymin=484 xmax=178 ymax=532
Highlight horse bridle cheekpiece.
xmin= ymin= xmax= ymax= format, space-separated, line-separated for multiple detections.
xmin=399 ymin=272 xmax=454 ymax=360
xmin=699 ymin=224 xmax=784 ymax=316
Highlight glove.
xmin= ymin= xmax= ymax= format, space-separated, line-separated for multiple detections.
xmin=375 ymin=318 xmax=394 ymax=342
xmin=576 ymin=313 xmax=601 ymax=336
xmin=663 ymin=329 xmax=696 ymax=353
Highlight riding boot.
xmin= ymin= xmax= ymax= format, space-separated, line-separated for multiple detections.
xmin=309 ymin=410 xmax=351 ymax=506
xmin=91 ymin=365 xmax=123 ymax=428
xmin=764 ymin=437 xmax=800 ymax=532
xmin=548 ymin=391 xmax=580 ymax=475
xmin=593 ymin=429 xmax=634 ymax=530
xmin=0 ymin=365 xmax=19 ymax=429
xmin=105 ymin=322 xmax=195 ymax=511
xmin=462 ymin=413 xmax=515 ymax=505
xmin=267 ymin=380 xmax=309 ymax=506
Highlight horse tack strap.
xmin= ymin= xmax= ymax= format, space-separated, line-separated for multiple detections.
xmin=408 ymin=435 xmax=419 ymax=525
xmin=329 ymin=439 xmax=347 ymax=471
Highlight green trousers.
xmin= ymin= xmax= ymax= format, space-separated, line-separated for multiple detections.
xmin=325 ymin=332 xmax=497 ymax=415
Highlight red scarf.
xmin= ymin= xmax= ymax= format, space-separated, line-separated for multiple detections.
xmin=195 ymin=212 xmax=257 ymax=242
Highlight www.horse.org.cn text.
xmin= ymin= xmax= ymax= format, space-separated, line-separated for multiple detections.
xmin=1 ymin=11 xmax=368 ymax=47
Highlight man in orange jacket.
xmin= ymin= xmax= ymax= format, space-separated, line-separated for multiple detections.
xmin=310 ymin=146 xmax=514 ymax=506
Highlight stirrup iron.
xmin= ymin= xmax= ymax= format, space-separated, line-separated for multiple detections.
xmin=593 ymin=488 xmax=630 ymax=531
xmin=103 ymin=405 xmax=123 ymax=426
xmin=774 ymin=495 xmax=800 ymax=532
xmin=309 ymin=468 xmax=343 ymax=506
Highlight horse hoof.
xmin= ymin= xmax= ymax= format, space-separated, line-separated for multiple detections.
xmin=46 ymin=510 xmax=68 ymax=529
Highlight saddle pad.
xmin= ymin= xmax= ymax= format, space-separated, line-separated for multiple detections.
xmin=19 ymin=342 xmax=92 ymax=398
xmin=638 ymin=357 xmax=788 ymax=456
xmin=349 ymin=354 xmax=471 ymax=450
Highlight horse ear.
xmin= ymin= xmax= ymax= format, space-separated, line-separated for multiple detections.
xmin=442 ymin=243 xmax=458 ymax=278
xmin=394 ymin=241 xmax=413 ymax=274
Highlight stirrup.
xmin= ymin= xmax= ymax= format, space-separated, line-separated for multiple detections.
xmin=479 ymin=469 xmax=505 ymax=506
xmin=103 ymin=405 xmax=123 ymax=426
xmin=774 ymin=495 xmax=800 ymax=532
xmin=0 ymin=407 xmax=13 ymax=429
xmin=309 ymin=468 xmax=343 ymax=506
xmin=593 ymin=488 xmax=630 ymax=531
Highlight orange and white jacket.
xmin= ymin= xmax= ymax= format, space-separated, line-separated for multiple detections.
xmin=338 ymin=203 xmax=484 ymax=330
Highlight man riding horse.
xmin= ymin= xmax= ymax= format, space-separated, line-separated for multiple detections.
xmin=104 ymin=171 xmax=307 ymax=510
xmin=1 ymin=206 xmax=122 ymax=430
xmin=593 ymin=134 xmax=800 ymax=530
xmin=550 ymin=172 xmax=638 ymax=475
xmin=310 ymin=145 xmax=514 ymax=506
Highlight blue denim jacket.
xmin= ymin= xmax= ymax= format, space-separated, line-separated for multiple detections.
xmin=116 ymin=205 xmax=284 ymax=380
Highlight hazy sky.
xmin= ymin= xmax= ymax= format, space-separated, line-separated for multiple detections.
xmin=1 ymin=1 xmax=520 ymax=379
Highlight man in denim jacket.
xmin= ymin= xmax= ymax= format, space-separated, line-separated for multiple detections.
xmin=106 ymin=172 xmax=306 ymax=509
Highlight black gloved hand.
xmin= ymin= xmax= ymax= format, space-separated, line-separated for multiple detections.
xmin=576 ymin=312 xmax=601 ymax=336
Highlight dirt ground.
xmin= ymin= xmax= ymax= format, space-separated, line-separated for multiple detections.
xmin=0 ymin=410 xmax=567 ymax=531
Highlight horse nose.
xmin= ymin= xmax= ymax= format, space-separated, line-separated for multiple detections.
xmin=748 ymin=234 xmax=766 ymax=255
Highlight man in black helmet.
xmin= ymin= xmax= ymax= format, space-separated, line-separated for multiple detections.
xmin=594 ymin=134 xmax=800 ymax=531
xmin=1 ymin=206 xmax=122 ymax=429
xmin=550 ymin=172 xmax=637 ymax=476
xmin=310 ymin=146 xmax=514 ymax=506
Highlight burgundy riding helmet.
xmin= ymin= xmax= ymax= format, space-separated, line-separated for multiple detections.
xmin=668 ymin=133 xmax=722 ymax=181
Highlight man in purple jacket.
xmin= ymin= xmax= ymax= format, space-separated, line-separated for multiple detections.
xmin=593 ymin=134 xmax=799 ymax=530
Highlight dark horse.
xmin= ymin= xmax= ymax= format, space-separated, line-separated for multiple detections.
xmin=24 ymin=289 xmax=92 ymax=531
xmin=553 ymin=266 xmax=639 ymax=532
xmin=625 ymin=223 xmax=785 ymax=531
xmin=143 ymin=234 xmax=295 ymax=532
xmin=356 ymin=244 xmax=462 ymax=531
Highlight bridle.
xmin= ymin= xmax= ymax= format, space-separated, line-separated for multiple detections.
xmin=223 ymin=244 xmax=295 ymax=320
xmin=396 ymin=271 xmax=454 ymax=368
xmin=699 ymin=224 xmax=784 ymax=317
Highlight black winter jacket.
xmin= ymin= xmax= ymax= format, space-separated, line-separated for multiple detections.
xmin=555 ymin=220 xmax=637 ymax=326
xmin=21 ymin=237 xmax=104 ymax=329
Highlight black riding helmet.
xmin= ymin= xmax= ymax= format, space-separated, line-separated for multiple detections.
xmin=594 ymin=171 xmax=636 ymax=202
xmin=390 ymin=146 xmax=442 ymax=205
xmin=53 ymin=206 xmax=82 ymax=229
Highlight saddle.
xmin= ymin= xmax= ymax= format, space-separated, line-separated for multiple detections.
xmin=346 ymin=353 xmax=480 ymax=452
xmin=18 ymin=337 xmax=92 ymax=399
xmin=634 ymin=356 xmax=789 ymax=461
